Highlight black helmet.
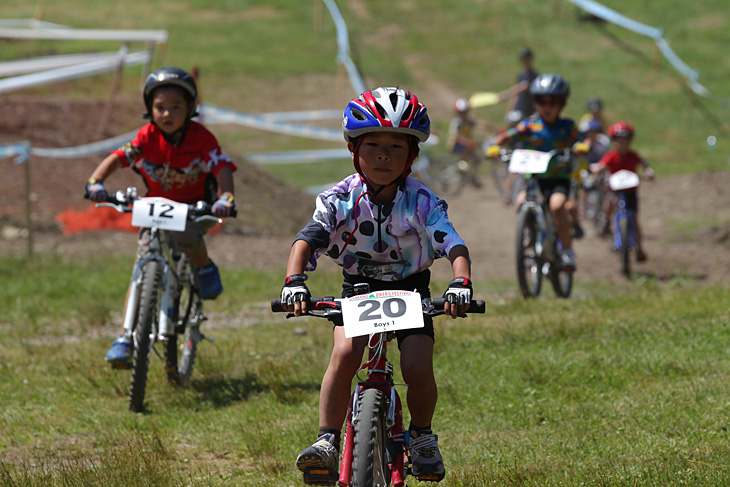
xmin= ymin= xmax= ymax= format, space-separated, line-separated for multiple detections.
xmin=143 ymin=66 xmax=198 ymax=119
xmin=519 ymin=47 xmax=533 ymax=59
xmin=530 ymin=73 xmax=570 ymax=99
xmin=586 ymin=96 xmax=603 ymax=113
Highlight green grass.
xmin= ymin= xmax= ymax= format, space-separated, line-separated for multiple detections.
xmin=2 ymin=1 xmax=730 ymax=485
xmin=2 ymin=253 xmax=730 ymax=485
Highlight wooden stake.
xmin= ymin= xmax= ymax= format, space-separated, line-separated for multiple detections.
xmin=98 ymin=43 xmax=128 ymax=137
xmin=314 ymin=0 xmax=323 ymax=34
xmin=23 ymin=157 xmax=33 ymax=257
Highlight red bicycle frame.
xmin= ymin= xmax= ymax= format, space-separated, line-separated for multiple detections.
xmin=338 ymin=331 xmax=407 ymax=487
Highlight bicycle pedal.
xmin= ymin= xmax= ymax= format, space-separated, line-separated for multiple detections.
xmin=302 ymin=468 xmax=337 ymax=486
xmin=414 ymin=473 xmax=445 ymax=483
xmin=110 ymin=363 xmax=131 ymax=370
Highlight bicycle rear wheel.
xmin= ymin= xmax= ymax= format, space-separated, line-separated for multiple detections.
xmin=129 ymin=260 xmax=161 ymax=413
xmin=515 ymin=208 xmax=542 ymax=298
xmin=352 ymin=388 xmax=391 ymax=487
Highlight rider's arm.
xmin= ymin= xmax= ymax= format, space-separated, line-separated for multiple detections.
xmin=639 ymin=157 xmax=654 ymax=179
xmin=284 ymin=240 xmax=313 ymax=315
xmin=448 ymin=245 xmax=471 ymax=279
xmin=215 ymin=165 xmax=235 ymax=198
xmin=445 ymin=245 xmax=472 ymax=319
xmin=90 ymin=153 xmax=123 ymax=181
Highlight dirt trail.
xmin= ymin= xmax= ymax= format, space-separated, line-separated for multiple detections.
xmin=2 ymin=95 xmax=729 ymax=290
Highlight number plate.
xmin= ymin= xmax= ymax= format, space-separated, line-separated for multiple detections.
xmin=131 ymin=197 xmax=188 ymax=231
xmin=608 ymin=170 xmax=640 ymax=191
xmin=340 ymin=290 xmax=424 ymax=338
xmin=508 ymin=149 xmax=552 ymax=174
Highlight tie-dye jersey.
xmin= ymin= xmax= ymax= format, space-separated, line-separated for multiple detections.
xmin=504 ymin=114 xmax=578 ymax=179
xmin=296 ymin=174 xmax=466 ymax=281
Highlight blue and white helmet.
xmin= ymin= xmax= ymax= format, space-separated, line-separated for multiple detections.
xmin=343 ymin=87 xmax=430 ymax=143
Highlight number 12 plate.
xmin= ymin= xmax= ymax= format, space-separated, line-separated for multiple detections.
xmin=340 ymin=290 xmax=424 ymax=338
xmin=131 ymin=197 xmax=188 ymax=231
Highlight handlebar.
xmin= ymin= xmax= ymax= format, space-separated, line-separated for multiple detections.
xmin=84 ymin=190 xmax=237 ymax=218
xmin=271 ymin=297 xmax=486 ymax=319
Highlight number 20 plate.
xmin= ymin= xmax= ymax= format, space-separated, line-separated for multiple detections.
xmin=131 ymin=197 xmax=188 ymax=231
xmin=340 ymin=290 xmax=424 ymax=338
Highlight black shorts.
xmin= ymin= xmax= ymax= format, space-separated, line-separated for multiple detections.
xmin=537 ymin=178 xmax=570 ymax=200
xmin=341 ymin=269 xmax=434 ymax=348
xmin=615 ymin=190 xmax=638 ymax=213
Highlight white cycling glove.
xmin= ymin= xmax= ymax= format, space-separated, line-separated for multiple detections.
xmin=443 ymin=277 xmax=473 ymax=306
xmin=281 ymin=274 xmax=310 ymax=306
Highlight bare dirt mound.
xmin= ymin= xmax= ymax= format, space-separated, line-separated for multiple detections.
xmin=0 ymin=94 xmax=312 ymax=241
xmin=2 ymin=94 xmax=729 ymax=288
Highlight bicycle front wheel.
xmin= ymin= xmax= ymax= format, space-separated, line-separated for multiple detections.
xmin=549 ymin=263 xmax=573 ymax=298
xmin=432 ymin=155 xmax=467 ymax=197
xmin=164 ymin=257 xmax=200 ymax=386
xmin=351 ymin=388 xmax=391 ymax=487
xmin=129 ymin=260 xmax=161 ymax=413
xmin=619 ymin=215 xmax=631 ymax=277
xmin=515 ymin=208 xmax=542 ymax=298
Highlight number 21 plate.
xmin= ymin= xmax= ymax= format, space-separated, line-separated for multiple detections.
xmin=340 ymin=290 xmax=424 ymax=338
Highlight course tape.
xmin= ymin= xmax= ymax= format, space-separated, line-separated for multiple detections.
xmin=0 ymin=142 xmax=31 ymax=164
xmin=566 ymin=0 xmax=728 ymax=106
xmin=247 ymin=148 xmax=351 ymax=165
xmin=202 ymin=104 xmax=343 ymax=142
xmin=0 ymin=51 xmax=135 ymax=77
xmin=0 ymin=48 xmax=150 ymax=94
xmin=322 ymin=0 xmax=367 ymax=96
xmin=0 ymin=3 xmax=364 ymax=164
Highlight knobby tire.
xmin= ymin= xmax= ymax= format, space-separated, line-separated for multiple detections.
xmin=515 ymin=208 xmax=542 ymax=298
xmin=164 ymin=258 xmax=199 ymax=385
xmin=129 ymin=260 xmax=161 ymax=412
xmin=352 ymin=389 xmax=391 ymax=487
xmin=619 ymin=215 xmax=631 ymax=277
xmin=550 ymin=265 xmax=573 ymax=298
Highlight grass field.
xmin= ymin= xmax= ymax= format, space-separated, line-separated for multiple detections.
xmin=2 ymin=1 xmax=730 ymax=485
xmin=3 ymin=254 xmax=730 ymax=486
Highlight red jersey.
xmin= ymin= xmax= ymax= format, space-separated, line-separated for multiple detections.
xmin=112 ymin=121 xmax=237 ymax=204
xmin=599 ymin=149 xmax=643 ymax=175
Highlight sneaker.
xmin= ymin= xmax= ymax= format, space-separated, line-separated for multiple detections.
xmin=561 ymin=249 xmax=577 ymax=272
xmin=410 ymin=433 xmax=445 ymax=482
xmin=105 ymin=335 xmax=133 ymax=366
xmin=636 ymin=248 xmax=648 ymax=262
xmin=571 ymin=221 xmax=585 ymax=239
xmin=197 ymin=261 xmax=223 ymax=300
xmin=296 ymin=434 xmax=339 ymax=485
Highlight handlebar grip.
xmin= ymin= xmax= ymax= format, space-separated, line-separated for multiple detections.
xmin=271 ymin=297 xmax=329 ymax=313
xmin=429 ymin=298 xmax=485 ymax=314
xmin=271 ymin=299 xmax=285 ymax=312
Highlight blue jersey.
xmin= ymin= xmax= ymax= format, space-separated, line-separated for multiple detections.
xmin=296 ymin=174 xmax=466 ymax=281
xmin=505 ymin=114 xmax=579 ymax=179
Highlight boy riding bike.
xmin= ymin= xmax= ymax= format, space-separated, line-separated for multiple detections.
xmin=281 ymin=87 xmax=474 ymax=484
xmin=85 ymin=66 xmax=238 ymax=366
xmin=487 ymin=73 xmax=586 ymax=271
xmin=592 ymin=121 xmax=654 ymax=261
